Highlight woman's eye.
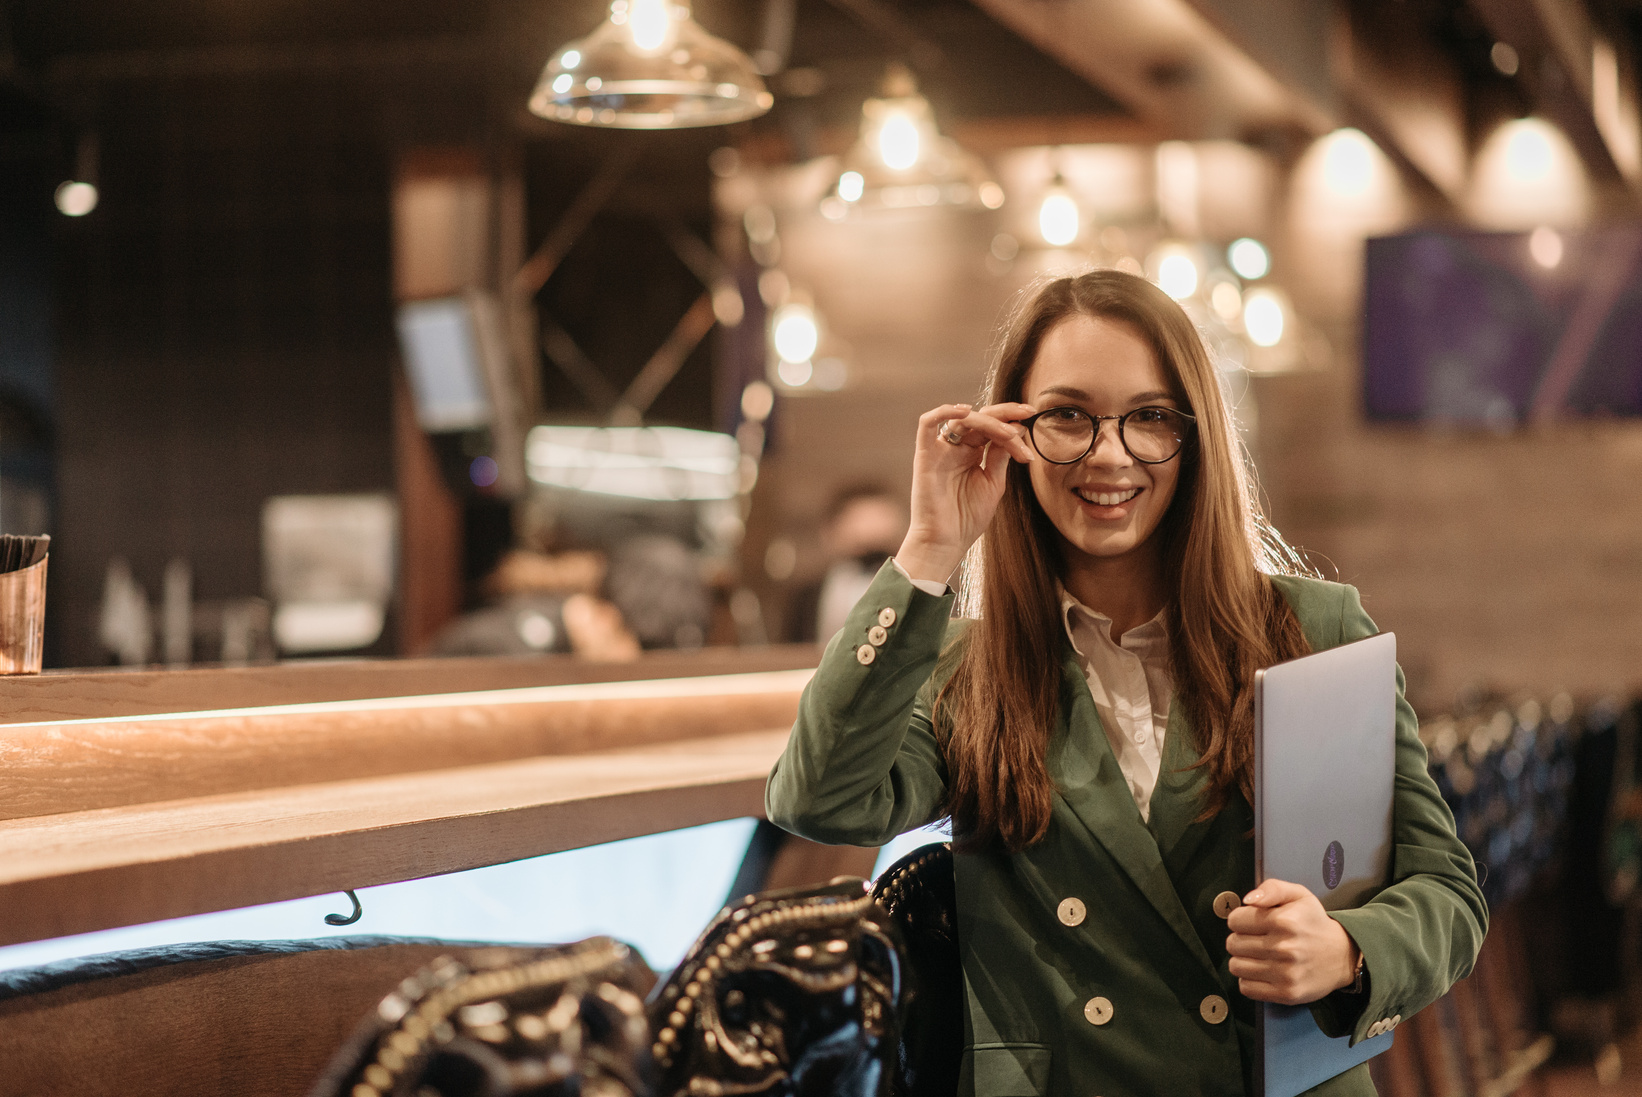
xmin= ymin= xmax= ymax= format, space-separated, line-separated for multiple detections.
xmin=1131 ymin=407 xmax=1168 ymax=423
xmin=1045 ymin=407 xmax=1086 ymax=423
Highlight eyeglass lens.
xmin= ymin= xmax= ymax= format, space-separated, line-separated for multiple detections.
xmin=1030 ymin=408 xmax=1189 ymax=464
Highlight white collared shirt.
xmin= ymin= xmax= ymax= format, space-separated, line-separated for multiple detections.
xmin=892 ymin=560 xmax=1174 ymax=820
xmin=1058 ymin=589 xmax=1172 ymax=822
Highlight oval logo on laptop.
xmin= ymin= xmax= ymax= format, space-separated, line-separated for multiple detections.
xmin=1322 ymin=840 xmax=1345 ymax=890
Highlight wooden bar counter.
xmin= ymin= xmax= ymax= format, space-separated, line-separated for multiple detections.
xmin=0 ymin=647 xmax=818 ymax=948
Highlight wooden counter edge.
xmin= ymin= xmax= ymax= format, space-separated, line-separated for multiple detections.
xmin=0 ymin=645 xmax=823 ymax=725
xmin=0 ymin=728 xmax=793 ymax=948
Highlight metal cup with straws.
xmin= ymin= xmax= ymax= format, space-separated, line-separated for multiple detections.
xmin=0 ymin=534 xmax=49 ymax=674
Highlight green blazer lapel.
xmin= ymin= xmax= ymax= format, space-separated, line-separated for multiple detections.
xmin=1146 ymin=699 xmax=1216 ymax=870
xmin=1051 ymin=648 xmax=1219 ymax=976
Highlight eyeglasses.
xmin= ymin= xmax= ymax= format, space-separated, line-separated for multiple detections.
xmin=1021 ymin=405 xmax=1196 ymax=465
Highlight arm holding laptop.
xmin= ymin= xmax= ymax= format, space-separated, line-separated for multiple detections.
xmin=1233 ymin=582 xmax=1489 ymax=1044
xmin=1226 ymin=879 xmax=1363 ymax=1005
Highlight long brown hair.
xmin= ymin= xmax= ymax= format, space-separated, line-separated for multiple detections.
xmin=936 ymin=270 xmax=1315 ymax=852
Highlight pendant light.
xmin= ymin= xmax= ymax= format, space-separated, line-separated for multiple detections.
xmin=531 ymin=0 xmax=774 ymax=129
xmin=822 ymin=64 xmax=1003 ymax=216
xmin=1037 ymin=167 xmax=1079 ymax=247
xmin=1146 ymin=241 xmax=1202 ymax=300
xmin=55 ymin=134 xmax=100 ymax=217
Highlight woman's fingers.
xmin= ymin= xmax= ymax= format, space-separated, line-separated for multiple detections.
xmin=1227 ymin=957 xmax=1296 ymax=992
xmin=1225 ymin=931 xmax=1285 ymax=961
xmin=1236 ymin=977 xmax=1309 ymax=1006
xmin=1223 ymin=877 xmax=1359 ymax=1004
xmin=1230 ymin=947 xmax=1311 ymax=1004
xmin=923 ymin=402 xmax=1036 ymax=463
xmin=917 ymin=403 xmax=972 ymax=434
xmin=1241 ymin=878 xmax=1311 ymax=908
xmin=900 ymin=400 xmax=1036 ymax=579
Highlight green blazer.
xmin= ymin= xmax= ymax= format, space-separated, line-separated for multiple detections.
xmin=766 ymin=563 xmax=1487 ymax=1097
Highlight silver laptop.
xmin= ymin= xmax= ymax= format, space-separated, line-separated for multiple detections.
xmin=1254 ymin=631 xmax=1398 ymax=1097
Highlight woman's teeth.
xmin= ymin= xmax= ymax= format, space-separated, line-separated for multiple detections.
xmin=1078 ymin=487 xmax=1139 ymax=506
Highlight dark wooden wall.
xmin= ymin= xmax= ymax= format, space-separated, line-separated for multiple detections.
xmin=46 ymin=70 xmax=482 ymax=667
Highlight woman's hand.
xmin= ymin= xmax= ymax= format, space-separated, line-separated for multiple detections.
xmin=894 ymin=402 xmax=1037 ymax=585
xmin=1226 ymin=879 xmax=1361 ymax=1006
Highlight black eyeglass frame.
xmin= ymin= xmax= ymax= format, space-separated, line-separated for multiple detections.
xmin=1020 ymin=405 xmax=1198 ymax=466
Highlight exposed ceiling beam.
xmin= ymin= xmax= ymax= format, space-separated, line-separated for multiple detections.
xmin=973 ymin=0 xmax=1471 ymax=210
xmin=1182 ymin=0 xmax=1474 ymax=205
xmin=1471 ymin=0 xmax=1642 ymax=192
xmin=1332 ymin=3 xmax=1469 ymax=204
xmin=821 ymin=0 xmax=944 ymax=71
xmin=729 ymin=111 xmax=1166 ymax=164
xmin=950 ymin=113 xmax=1168 ymax=150
xmin=967 ymin=0 xmax=1333 ymax=142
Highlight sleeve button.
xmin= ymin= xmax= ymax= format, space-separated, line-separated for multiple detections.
xmin=855 ymin=644 xmax=877 ymax=665
xmin=868 ymin=625 xmax=888 ymax=646
xmin=877 ymin=607 xmax=897 ymax=627
xmin=1057 ymin=897 xmax=1086 ymax=926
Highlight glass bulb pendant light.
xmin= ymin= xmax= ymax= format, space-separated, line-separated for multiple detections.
xmin=530 ymin=0 xmax=774 ymax=129
xmin=1038 ymin=172 xmax=1079 ymax=247
xmin=822 ymin=64 xmax=1003 ymax=215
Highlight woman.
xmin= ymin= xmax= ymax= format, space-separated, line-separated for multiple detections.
xmin=766 ymin=270 xmax=1486 ymax=1096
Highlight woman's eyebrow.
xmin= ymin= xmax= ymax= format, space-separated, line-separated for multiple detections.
xmin=1033 ymin=385 xmax=1177 ymax=405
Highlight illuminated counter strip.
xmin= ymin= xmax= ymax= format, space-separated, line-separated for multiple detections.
xmin=0 ymin=728 xmax=791 ymax=947
xmin=0 ymin=667 xmax=814 ymax=819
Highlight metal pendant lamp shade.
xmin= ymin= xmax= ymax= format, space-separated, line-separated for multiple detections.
xmin=531 ymin=0 xmax=774 ymax=129
xmin=824 ymin=64 xmax=1002 ymax=215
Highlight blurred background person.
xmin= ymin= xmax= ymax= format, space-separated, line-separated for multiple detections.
xmin=725 ymin=484 xmax=911 ymax=899
xmin=429 ymin=534 xmax=709 ymax=661
xmin=784 ymin=483 xmax=909 ymax=644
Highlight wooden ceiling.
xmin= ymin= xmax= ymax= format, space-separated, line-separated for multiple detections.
xmin=8 ymin=0 xmax=1641 ymax=202
xmin=4 ymin=0 xmax=1128 ymax=134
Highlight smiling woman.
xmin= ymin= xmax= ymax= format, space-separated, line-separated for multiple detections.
xmin=765 ymin=269 xmax=1487 ymax=1097
xmin=902 ymin=272 xmax=1315 ymax=842
xmin=1020 ymin=316 xmax=1187 ymax=595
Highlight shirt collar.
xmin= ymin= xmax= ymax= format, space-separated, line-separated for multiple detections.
xmin=1058 ymin=585 xmax=1168 ymax=655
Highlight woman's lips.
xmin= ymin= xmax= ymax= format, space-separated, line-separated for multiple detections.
xmin=1077 ymin=487 xmax=1140 ymax=506
xmin=1073 ymin=485 xmax=1141 ymax=516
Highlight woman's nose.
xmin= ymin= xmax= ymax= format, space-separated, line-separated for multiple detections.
xmin=1085 ymin=419 xmax=1131 ymax=465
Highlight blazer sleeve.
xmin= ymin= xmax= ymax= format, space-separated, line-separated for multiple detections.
xmin=765 ymin=560 xmax=958 ymax=847
xmin=1314 ymin=584 xmax=1490 ymax=1044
